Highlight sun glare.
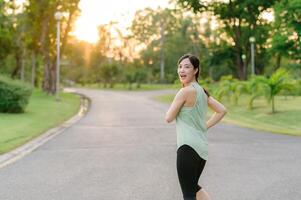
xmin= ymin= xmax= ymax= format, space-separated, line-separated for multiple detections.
xmin=262 ymin=10 xmax=274 ymax=22
xmin=73 ymin=19 xmax=99 ymax=43
xmin=71 ymin=0 xmax=170 ymax=43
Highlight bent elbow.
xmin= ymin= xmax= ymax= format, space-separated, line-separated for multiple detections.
xmin=222 ymin=108 xmax=227 ymax=115
xmin=217 ymin=107 xmax=227 ymax=115
xmin=165 ymin=115 xmax=173 ymax=123
xmin=165 ymin=118 xmax=172 ymax=123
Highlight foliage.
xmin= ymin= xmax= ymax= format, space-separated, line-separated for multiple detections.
xmin=98 ymin=63 xmax=122 ymax=88
xmin=62 ymin=37 xmax=90 ymax=84
xmin=124 ymin=61 xmax=148 ymax=90
xmin=256 ymin=68 xmax=295 ymax=113
xmin=215 ymin=75 xmax=243 ymax=105
xmin=1 ymin=0 xmax=301 ymax=94
xmin=130 ymin=7 xmax=208 ymax=83
xmin=272 ymin=0 xmax=301 ymax=62
xmin=0 ymin=90 xmax=80 ymax=154
xmin=241 ymin=76 xmax=266 ymax=110
xmin=0 ymin=75 xmax=33 ymax=113
xmin=23 ymin=0 xmax=80 ymax=93
xmin=0 ymin=0 xmax=13 ymax=64
xmin=177 ymin=0 xmax=277 ymax=79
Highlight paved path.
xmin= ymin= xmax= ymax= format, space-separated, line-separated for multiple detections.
xmin=0 ymin=88 xmax=300 ymax=200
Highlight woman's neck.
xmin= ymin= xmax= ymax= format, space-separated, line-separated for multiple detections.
xmin=183 ymin=80 xmax=197 ymax=87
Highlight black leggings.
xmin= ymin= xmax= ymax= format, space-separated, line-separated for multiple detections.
xmin=177 ymin=145 xmax=206 ymax=200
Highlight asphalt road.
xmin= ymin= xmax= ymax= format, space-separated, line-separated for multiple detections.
xmin=0 ymin=88 xmax=300 ymax=200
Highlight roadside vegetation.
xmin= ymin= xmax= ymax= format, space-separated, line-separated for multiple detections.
xmin=0 ymin=90 xmax=81 ymax=154
xmin=155 ymin=69 xmax=301 ymax=136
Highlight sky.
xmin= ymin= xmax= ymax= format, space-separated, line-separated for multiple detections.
xmin=72 ymin=0 xmax=170 ymax=43
xmin=15 ymin=0 xmax=273 ymax=43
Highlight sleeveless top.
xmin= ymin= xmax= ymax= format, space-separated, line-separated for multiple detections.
xmin=176 ymin=82 xmax=209 ymax=160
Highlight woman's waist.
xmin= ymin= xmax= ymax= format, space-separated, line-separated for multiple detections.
xmin=176 ymin=125 xmax=207 ymax=142
xmin=176 ymin=118 xmax=207 ymax=132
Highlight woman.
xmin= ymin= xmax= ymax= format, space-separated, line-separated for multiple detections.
xmin=165 ymin=54 xmax=227 ymax=200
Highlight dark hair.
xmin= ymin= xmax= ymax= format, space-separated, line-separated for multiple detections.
xmin=178 ymin=54 xmax=200 ymax=82
xmin=177 ymin=53 xmax=210 ymax=97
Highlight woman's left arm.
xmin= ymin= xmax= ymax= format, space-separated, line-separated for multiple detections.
xmin=165 ymin=89 xmax=186 ymax=123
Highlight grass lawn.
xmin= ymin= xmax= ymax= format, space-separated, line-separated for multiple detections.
xmin=76 ymin=83 xmax=180 ymax=91
xmin=0 ymin=90 xmax=81 ymax=154
xmin=154 ymin=94 xmax=301 ymax=136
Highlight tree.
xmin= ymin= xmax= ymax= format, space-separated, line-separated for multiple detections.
xmin=62 ymin=37 xmax=91 ymax=84
xmin=130 ymin=7 xmax=209 ymax=83
xmin=124 ymin=60 xmax=148 ymax=90
xmin=98 ymin=63 xmax=121 ymax=88
xmin=242 ymin=76 xmax=265 ymax=110
xmin=257 ymin=68 xmax=294 ymax=113
xmin=0 ymin=0 xmax=13 ymax=66
xmin=24 ymin=0 xmax=80 ymax=93
xmin=90 ymin=23 xmax=115 ymax=68
xmin=215 ymin=75 xmax=242 ymax=105
xmin=131 ymin=7 xmax=177 ymax=82
xmin=177 ymin=0 xmax=276 ymax=80
xmin=271 ymin=0 xmax=301 ymax=70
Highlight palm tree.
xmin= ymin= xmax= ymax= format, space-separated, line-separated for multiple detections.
xmin=215 ymin=75 xmax=242 ymax=105
xmin=215 ymin=75 xmax=233 ymax=102
xmin=242 ymin=76 xmax=265 ymax=110
xmin=256 ymin=68 xmax=294 ymax=113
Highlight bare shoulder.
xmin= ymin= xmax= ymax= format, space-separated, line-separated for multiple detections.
xmin=177 ymin=87 xmax=188 ymax=96
xmin=180 ymin=86 xmax=197 ymax=106
xmin=182 ymin=85 xmax=196 ymax=96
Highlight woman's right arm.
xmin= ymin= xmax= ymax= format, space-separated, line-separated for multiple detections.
xmin=206 ymin=96 xmax=227 ymax=129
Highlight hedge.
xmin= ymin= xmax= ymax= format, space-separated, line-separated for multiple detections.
xmin=0 ymin=75 xmax=33 ymax=113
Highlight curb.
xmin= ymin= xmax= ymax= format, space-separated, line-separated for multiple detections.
xmin=0 ymin=91 xmax=91 ymax=170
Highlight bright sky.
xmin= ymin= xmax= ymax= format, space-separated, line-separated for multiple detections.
xmin=72 ymin=0 xmax=170 ymax=43
xmin=15 ymin=0 xmax=273 ymax=44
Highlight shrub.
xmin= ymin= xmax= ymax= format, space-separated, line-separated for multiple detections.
xmin=256 ymin=68 xmax=294 ymax=113
xmin=0 ymin=75 xmax=33 ymax=113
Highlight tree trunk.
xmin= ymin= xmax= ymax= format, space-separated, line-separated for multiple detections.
xmin=40 ymin=14 xmax=51 ymax=93
xmin=275 ymin=54 xmax=282 ymax=71
xmin=160 ymin=21 xmax=165 ymax=82
xmin=31 ymin=53 xmax=36 ymax=87
xmin=42 ymin=55 xmax=53 ymax=94
xmin=233 ymin=18 xmax=246 ymax=80
xmin=20 ymin=49 xmax=26 ymax=81
xmin=11 ymin=50 xmax=22 ymax=78
xmin=235 ymin=54 xmax=246 ymax=80
xmin=271 ymin=96 xmax=275 ymax=113
xmin=51 ymin=62 xmax=56 ymax=94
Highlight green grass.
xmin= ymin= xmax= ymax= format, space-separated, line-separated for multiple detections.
xmin=154 ymin=94 xmax=301 ymax=136
xmin=0 ymin=90 xmax=81 ymax=154
xmin=76 ymin=83 xmax=180 ymax=91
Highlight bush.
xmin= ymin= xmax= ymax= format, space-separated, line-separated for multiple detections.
xmin=295 ymin=79 xmax=301 ymax=96
xmin=0 ymin=75 xmax=33 ymax=113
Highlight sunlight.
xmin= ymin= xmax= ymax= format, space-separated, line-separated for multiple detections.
xmin=72 ymin=0 xmax=169 ymax=43
xmin=73 ymin=19 xmax=99 ymax=43
xmin=262 ymin=10 xmax=274 ymax=22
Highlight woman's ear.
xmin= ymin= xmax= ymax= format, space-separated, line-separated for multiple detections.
xmin=194 ymin=68 xmax=199 ymax=75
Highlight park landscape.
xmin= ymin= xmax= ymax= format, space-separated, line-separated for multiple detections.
xmin=0 ymin=1 xmax=301 ymax=199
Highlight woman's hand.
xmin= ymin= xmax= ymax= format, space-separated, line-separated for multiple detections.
xmin=206 ymin=96 xmax=227 ymax=129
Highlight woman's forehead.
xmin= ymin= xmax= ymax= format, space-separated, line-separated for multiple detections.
xmin=179 ymin=58 xmax=191 ymax=65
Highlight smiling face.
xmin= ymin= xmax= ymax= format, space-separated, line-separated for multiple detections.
xmin=177 ymin=58 xmax=198 ymax=86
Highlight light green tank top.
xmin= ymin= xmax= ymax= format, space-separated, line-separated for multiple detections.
xmin=176 ymin=82 xmax=208 ymax=160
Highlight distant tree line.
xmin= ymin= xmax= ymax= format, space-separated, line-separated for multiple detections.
xmin=0 ymin=0 xmax=300 ymax=92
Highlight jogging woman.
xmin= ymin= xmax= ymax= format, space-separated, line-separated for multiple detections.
xmin=165 ymin=54 xmax=227 ymax=200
